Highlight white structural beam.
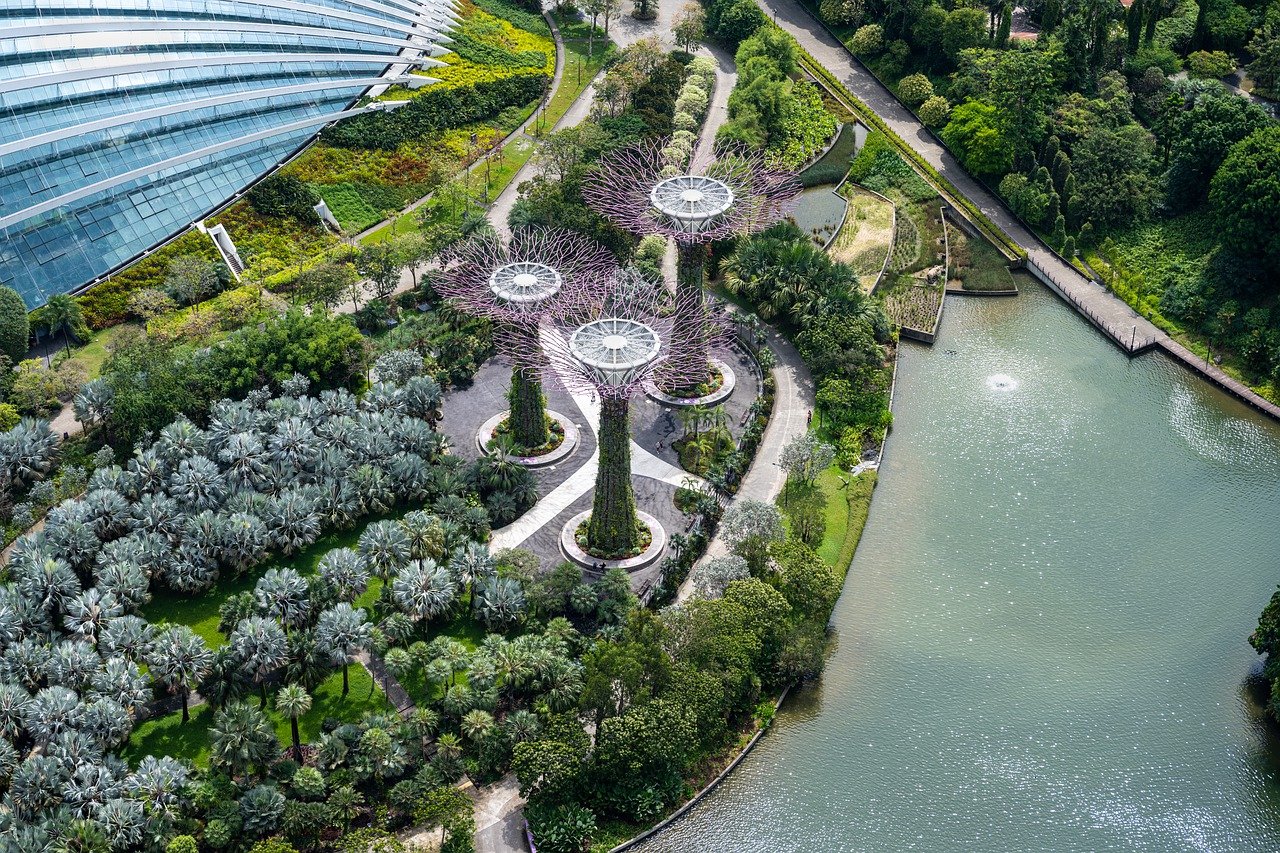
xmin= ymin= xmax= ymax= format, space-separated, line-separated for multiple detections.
xmin=0 ymin=102 xmax=406 ymax=230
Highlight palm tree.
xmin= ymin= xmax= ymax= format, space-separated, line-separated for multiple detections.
xmin=327 ymin=785 xmax=364 ymax=831
xmin=449 ymin=542 xmax=494 ymax=611
xmin=41 ymin=293 xmax=83 ymax=357
xmin=460 ymin=708 xmax=495 ymax=743
xmin=391 ymin=559 xmax=457 ymax=623
xmin=476 ymin=577 xmax=527 ymax=632
xmin=275 ymin=683 xmax=312 ymax=759
xmin=315 ymin=603 xmax=371 ymax=697
xmin=317 ymin=548 xmax=369 ymax=603
xmin=434 ymin=731 xmax=463 ymax=761
xmin=122 ymin=755 xmax=189 ymax=824
xmin=209 ymin=701 xmax=279 ymax=779
xmin=399 ymin=511 xmax=445 ymax=560
xmin=253 ymin=568 xmax=310 ymax=632
xmin=147 ymin=625 xmax=213 ymax=723
xmin=357 ymin=520 xmax=411 ymax=581
xmin=229 ymin=616 xmax=289 ymax=709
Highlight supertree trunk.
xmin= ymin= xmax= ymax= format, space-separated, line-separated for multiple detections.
xmin=662 ymin=242 xmax=710 ymax=394
xmin=587 ymin=397 xmax=640 ymax=554
xmin=505 ymin=324 xmax=549 ymax=450
xmin=508 ymin=369 xmax=549 ymax=449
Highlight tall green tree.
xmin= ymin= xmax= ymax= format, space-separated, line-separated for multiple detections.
xmin=275 ymin=683 xmax=312 ymax=759
xmin=38 ymin=294 xmax=84 ymax=357
xmin=1210 ymin=126 xmax=1280 ymax=267
xmin=941 ymin=100 xmax=1014 ymax=177
xmin=0 ymin=286 xmax=30 ymax=364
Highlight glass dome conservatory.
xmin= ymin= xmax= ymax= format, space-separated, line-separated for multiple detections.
xmin=0 ymin=0 xmax=457 ymax=308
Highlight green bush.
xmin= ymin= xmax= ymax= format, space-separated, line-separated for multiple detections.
xmin=1186 ymin=49 xmax=1235 ymax=78
xmin=0 ymin=286 xmax=29 ymax=363
xmin=323 ymin=74 xmax=548 ymax=150
xmin=248 ymin=174 xmax=319 ymax=221
xmin=848 ymin=24 xmax=884 ymax=55
xmin=166 ymin=837 xmax=199 ymax=853
xmin=917 ymin=95 xmax=951 ymax=128
xmin=450 ymin=31 xmax=547 ymax=68
xmin=897 ymin=73 xmax=934 ymax=106
xmin=472 ymin=0 xmax=550 ymax=35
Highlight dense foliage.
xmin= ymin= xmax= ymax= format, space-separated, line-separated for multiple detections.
xmin=718 ymin=27 xmax=839 ymax=167
xmin=810 ymin=0 xmax=1280 ymax=392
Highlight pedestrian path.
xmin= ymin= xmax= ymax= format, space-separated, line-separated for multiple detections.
xmin=677 ymin=326 xmax=813 ymax=601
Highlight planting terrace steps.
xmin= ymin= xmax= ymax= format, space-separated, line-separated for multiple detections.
xmin=765 ymin=0 xmax=1280 ymax=423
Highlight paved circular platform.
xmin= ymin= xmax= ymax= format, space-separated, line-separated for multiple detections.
xmin=475 ymin=409 xmax=579 ymax=467
xmin=559 ymin=510 xmax=667 ymax=572
xmin=644 ymin=358 xmax=736 ymax=407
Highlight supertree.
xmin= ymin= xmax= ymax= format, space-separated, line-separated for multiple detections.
xmin=582 ymin=141 xmax=800 ymax=396
xmin=506 ymin=271 xmax=728 ymax=557
xmin=435 ymin=228 xmax=614 ymax=451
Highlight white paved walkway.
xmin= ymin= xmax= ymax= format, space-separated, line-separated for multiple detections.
xmin=490 ymin=326 xmax=705 ymax=552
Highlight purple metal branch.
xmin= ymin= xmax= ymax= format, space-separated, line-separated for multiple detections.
xmin=499 ymin=270 xmax=733 ymax=401
xmin=434 ymin=226 xmax=615 ymax=325
xmin=582 ymin=140 xmax=801 ymax=244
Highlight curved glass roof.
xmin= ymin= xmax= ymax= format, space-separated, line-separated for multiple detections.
xmin=0 ymin=0 xmax=456 ymax=308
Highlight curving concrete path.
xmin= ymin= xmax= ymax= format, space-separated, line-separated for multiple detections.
xmin=677 ymin=327 xmax=813 ymax=601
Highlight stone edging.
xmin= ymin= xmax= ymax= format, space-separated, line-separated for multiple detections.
xmin=559 ymin=510 xmax=667 ymax=571
xmin=475 ymin=409 xmax=579 ymax=467
xmin=643 ymin=359 xmax=736 ymax=407
xmin=606 ymin=685 xmax=792 ymax=853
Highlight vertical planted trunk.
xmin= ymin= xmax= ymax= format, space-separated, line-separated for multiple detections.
xmin=508 ymin=369 xmax=549 ymax=449
xmin=587 ymin=397 xmax=640 ymax=554
xmin=662 ymin=242 xmax=710 ymax=394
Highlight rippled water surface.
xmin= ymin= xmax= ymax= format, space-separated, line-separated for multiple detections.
xmin=637 ymin=282 xmax=1280 ymax=852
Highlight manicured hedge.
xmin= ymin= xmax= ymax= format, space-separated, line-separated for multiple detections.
xmin=322 ymin=73 xmax=549 ymax=150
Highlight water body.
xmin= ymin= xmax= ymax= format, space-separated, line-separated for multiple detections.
xmin=638 ymin=280 xmax=1280 ymax=851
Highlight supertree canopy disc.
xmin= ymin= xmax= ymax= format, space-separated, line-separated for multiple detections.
xmin=505 ymin=268 xmax=730 ymax=401
xmin=649 ymin=175 xmax=735 ymax=235
xmin=569 ymin=318 xmax=661 ymax=387
xmin=488 ymin=261 xmax=563 ymax=308
xmin=435 ymin=226 xmax=613 ymax=325
xmin=583 ymin=140 xmax=801 ymax=244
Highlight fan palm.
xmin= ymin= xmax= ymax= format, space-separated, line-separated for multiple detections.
xmin=147 ymin=625 xmax=213 ymax=722
xmin=209 ymin=701 xmax=279 ymax=779
xmin=229 ymin=616 xmax=289 ymax=708
xmin=253 ymin=567 xmax=310 ymax=631
xmin=391 ymin=558 xmax=457 ymax=623
xmin=358 ymin=520 xmax=411 ymax=581
xmin=317 ymin=547 xmax=369 ymax=603
xmin=275 ymin=683 xmax=312 ymax=759
xmin=315 ymin=603 xmax=372 ymax=696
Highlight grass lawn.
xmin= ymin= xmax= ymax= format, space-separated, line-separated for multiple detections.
xmin=534 ymin=33 xmax=614 ymax=137
xmin=122 ymin=667 xmax=386 ymax=769
xmin=778 ymin=465 xmax=877 ymax=575
xmin=123 ymin=703 xmax=215 ymax=768
xmin=142 ymin=509 xmax=405 ymax=646
xmin=53 ymin=321 xmax=139 ymax=378
xmin=277 ymin=666 xmax=387 ymax=746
